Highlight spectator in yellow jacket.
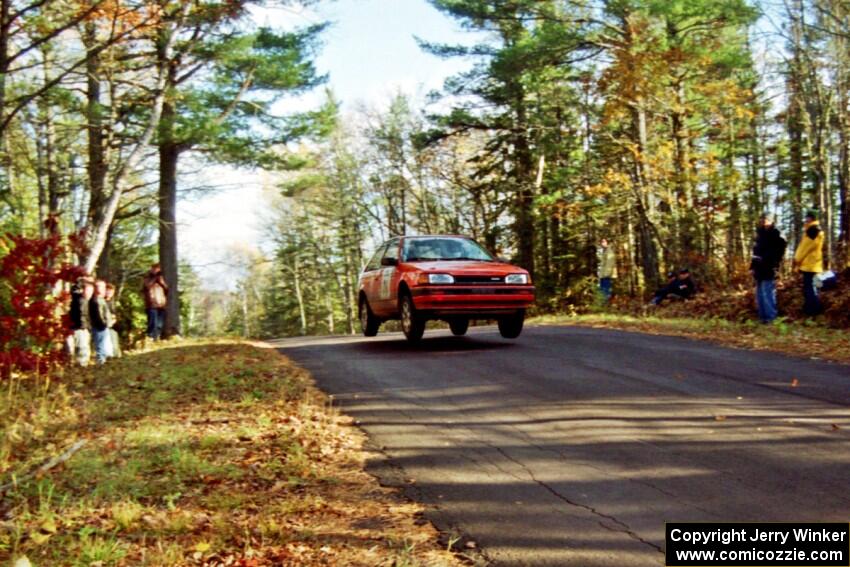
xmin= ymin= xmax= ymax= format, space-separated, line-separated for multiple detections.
xmin=793 ymin=210 xmax=825 ymax=316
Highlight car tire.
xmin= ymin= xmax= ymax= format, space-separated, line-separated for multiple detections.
xmin=360 ymin=298 xmax=380 ymax=337
xmin=498 ymin=310 xmax=524 ymax=339
xmin=400 ymin=293 xmax=425 ymax=343
xmin=449 ymin=318 xmax=469 ymax=336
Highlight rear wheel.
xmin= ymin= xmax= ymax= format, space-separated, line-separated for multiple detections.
xmin=400 ymin=294 xmax=425 ymax=343
xmin=449 ymin=318 xmax=469 ymax=336
xmin=498 ymin=310 xmax=524 ymax=339
xmin=360 ymin=298 xmax=380 ymax=337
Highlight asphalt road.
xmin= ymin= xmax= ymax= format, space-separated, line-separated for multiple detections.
xmin=272 ymin=325 xmax=850 ymax=566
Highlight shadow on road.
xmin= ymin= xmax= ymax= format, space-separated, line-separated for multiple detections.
xmin=355 ymin=335 xmax=515 ymax=354
xmin=275 ymin=325 xmax=850 ymax=566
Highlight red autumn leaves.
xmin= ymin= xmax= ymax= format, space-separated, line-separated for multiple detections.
xmin=0 ymin=220 xmax=87 ymax=379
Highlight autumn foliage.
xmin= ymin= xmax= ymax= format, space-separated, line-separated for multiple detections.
xmin=0 ymin=220 xmax=87 ymax=379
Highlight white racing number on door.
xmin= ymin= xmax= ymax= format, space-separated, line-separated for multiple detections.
xmin=380 ymin=267 xmax=394 ymax=300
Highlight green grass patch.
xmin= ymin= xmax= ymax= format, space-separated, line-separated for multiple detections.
xmin=0 ymin=340 xmax=459 ymax=567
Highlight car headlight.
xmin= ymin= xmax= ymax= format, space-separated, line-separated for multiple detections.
xmin=505 ymin=273 xmax=529 ymax=285
xmin=428 ymin=273 xmax=454 ymax=284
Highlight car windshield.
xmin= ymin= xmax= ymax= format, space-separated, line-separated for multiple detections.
xmin=402 ymin=237 xmax=495 ymax=262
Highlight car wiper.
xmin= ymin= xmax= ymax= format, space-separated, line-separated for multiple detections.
xmin=444 ymin=257 xmax=494 ymax=262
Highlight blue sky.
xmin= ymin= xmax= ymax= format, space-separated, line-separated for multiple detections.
xmin=306 ymin=0 xmax=477 ymax=106
xmin=181 ymin=0 xmax=480 ymax=288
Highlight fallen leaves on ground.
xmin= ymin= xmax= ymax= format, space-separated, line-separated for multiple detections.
xmin=1 ymin=340 xmax=462 ymax=567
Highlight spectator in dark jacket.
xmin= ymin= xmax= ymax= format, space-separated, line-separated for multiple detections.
xmin=750 ymin=214 xmax=787 ymax=323
xmin=66 ymin=276 xmax=94 ymax=366
xmin=651 ymin=269 xmax=696 ymax=305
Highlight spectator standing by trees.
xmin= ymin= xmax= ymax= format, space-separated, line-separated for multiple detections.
xmin=142 ymin=263 xmax=169 ymax=342
xmin=67 ymin=276 xmax=94 ymax=366
xmin=793 ymin=211 xmax=825 ymax=316
xmin=598 ymin=238 xmax=617 ymax=302
xmin=89 ymin=280 xmax=113 ymax=365
xmin=750 ymin=215 xmax=787 ymax=323
xmin=105 ymin=283 xmax=121 ymax=358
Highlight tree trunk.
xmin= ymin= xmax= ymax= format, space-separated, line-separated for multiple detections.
xmin=84 ymin=21 xmax=107 ymax=235
xmin=0 ymin=0 xmax=11 ymax=195
xmin=513 ymin=89 xmax=535 ymax=276
xmin=293 ymin=256 xmax=307 ymax=335
xmin=82 ymin=2 xmax=190 ymax=274
xmin=839 ymin=101 xmax=850 ymax=267
xmin=158 ymin=97 xmax=182 ymax=337
xmin=631 ymin=104 xmax=659 ymax=290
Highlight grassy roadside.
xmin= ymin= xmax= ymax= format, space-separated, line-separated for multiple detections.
xmin=530 ymin=313 xmax=850 ymax=365
xmin=1 ymin=340 xmax=462 ymax=566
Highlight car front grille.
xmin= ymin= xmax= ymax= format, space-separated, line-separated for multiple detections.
xmin=413 ymin=287 xmax=533 ymax=296
xmin=453 ymin=275 xmax=505 ymax=284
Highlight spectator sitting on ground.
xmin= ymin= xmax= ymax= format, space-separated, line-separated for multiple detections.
xmin=651 ymin=268 xmax=696 ymax=305
xmin=650 ymin=271 xmax=676 ymax=305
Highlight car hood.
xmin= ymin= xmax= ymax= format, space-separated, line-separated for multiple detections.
xmin=405 ymin=260 xmax=526 ymax=275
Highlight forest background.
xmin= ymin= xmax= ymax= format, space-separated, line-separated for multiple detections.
xmin=2 ymin=0 xmax=850 ymax=352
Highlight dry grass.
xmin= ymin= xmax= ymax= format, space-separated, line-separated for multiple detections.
xmin=1 ymin=340 xmax=462 ymax=567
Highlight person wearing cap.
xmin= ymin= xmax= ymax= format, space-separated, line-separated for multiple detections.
xmin=750 ymin=214 xmax=787 ymax=323
xmin=66 ymin=276 xmax=94 ymax=366
xmin=651 ymin=268 xmax=695 ymax=305
xmin=793 ymin=210 xmax=824 ymax=316
xmin=598 ymin=238 xmax=617 ymax=302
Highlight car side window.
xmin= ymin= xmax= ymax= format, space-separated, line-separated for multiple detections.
xmin=364 ymin=243 xmax=387 ymax=272
xmin=383 ymin=239 xmax=400 ymax=263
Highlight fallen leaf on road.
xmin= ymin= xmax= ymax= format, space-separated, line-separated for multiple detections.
xmin=465 ymin=541 xmax=477 ymax=549
xmin=831 ymin=424 xmax=841 ymax=431
xmin=790 ymin=378 xmax=799 ymax=387
xmin=714 ymin=415 xmax=727 ymax=421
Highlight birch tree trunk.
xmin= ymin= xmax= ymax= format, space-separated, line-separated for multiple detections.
xmin=82 ymin=2 xmax=190 ymax=275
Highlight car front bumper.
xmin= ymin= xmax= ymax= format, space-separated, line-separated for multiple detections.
xmin=410 ymin=286 xmax=535 ymax=316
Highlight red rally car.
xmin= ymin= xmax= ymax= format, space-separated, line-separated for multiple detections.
xmin=358 ymin=235 xmax=536 ymax=342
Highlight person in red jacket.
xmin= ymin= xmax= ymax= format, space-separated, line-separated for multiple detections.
xmin=142 ymin=263 xmax=168 ymax=341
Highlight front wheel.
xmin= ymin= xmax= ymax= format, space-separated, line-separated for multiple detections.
xmin=400 ymin=294 xmax=426 ymax=343
xmin=360 ymin=299 xmax=380 ymax=337
xmin=449 ymin=318 xmax=469 ymax=336
xmin=498 ymin=310 xmax=524 ymax=339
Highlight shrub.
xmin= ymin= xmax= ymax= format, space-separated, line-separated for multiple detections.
xmin=0 ymin=219 xmax=86 ymax=379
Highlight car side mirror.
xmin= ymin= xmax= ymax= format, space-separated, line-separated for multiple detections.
xmin=381 ymin=257 xmax=398 ymax=267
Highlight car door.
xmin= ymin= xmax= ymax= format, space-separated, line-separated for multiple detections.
xmin=360 ymin=242 xmax=387 ymax=310
xmin=375 ymin=238 xmax=401 ymax=315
